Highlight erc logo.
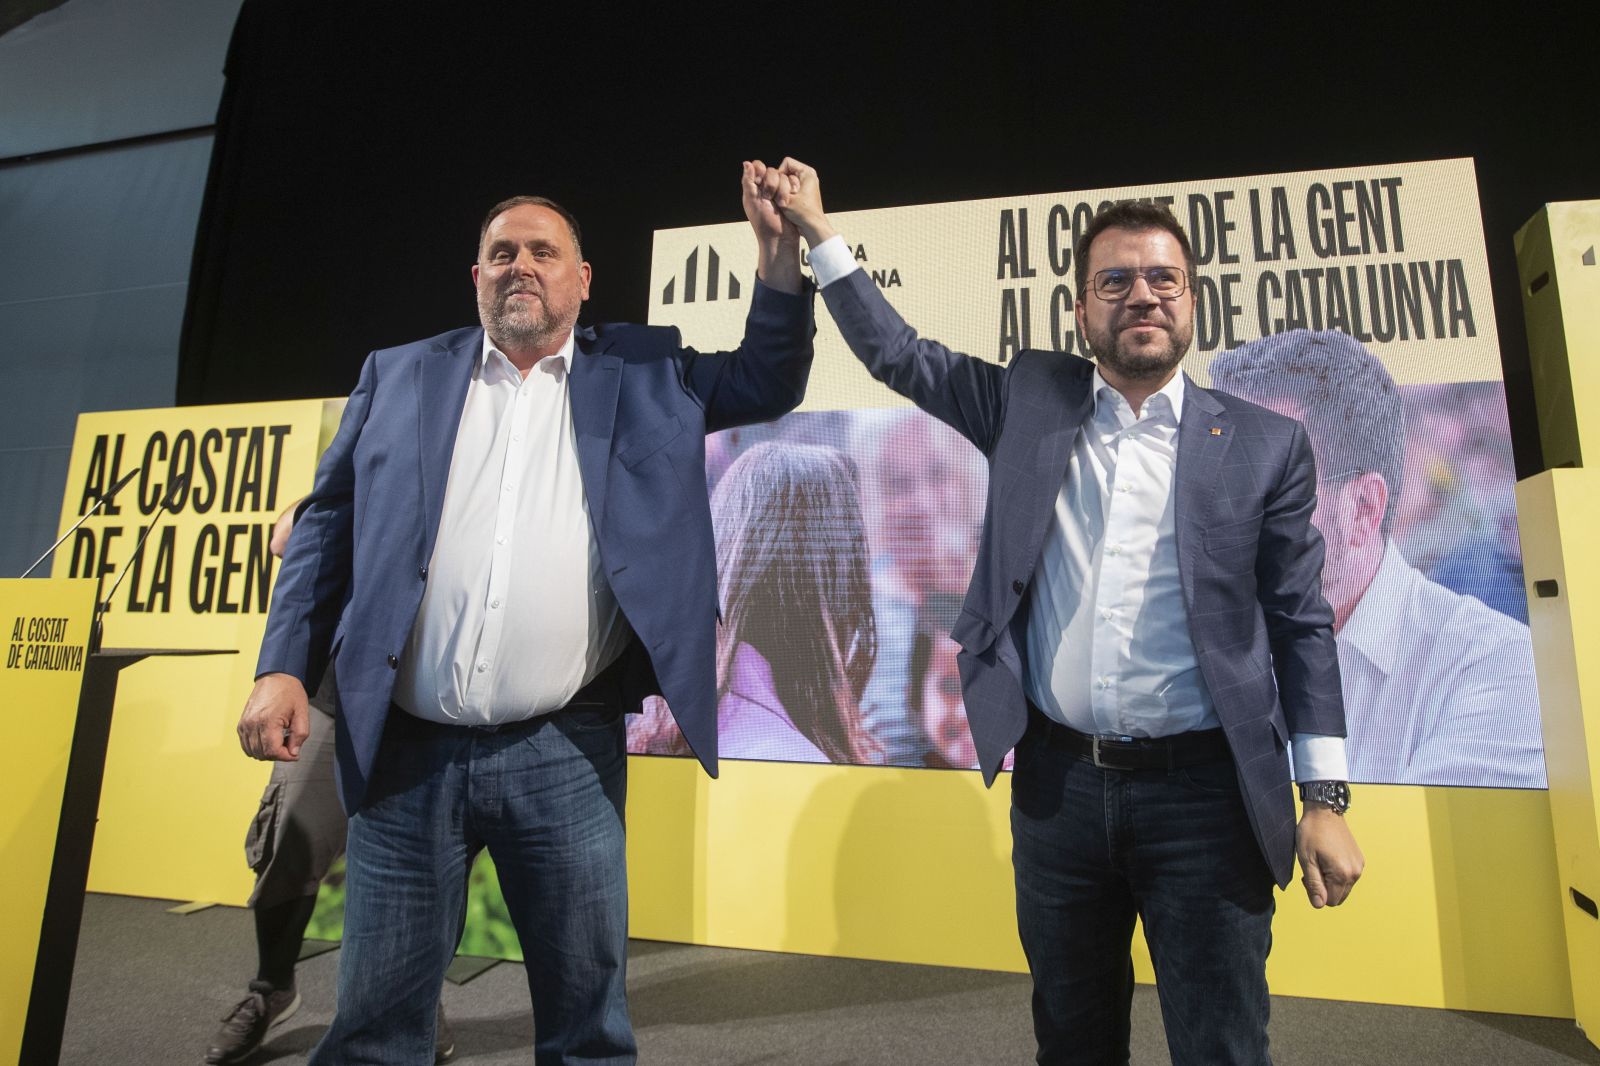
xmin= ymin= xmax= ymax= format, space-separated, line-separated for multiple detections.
xmin=660 ymin=242 xmax=904 ymax=306
xmin=661 ymin=246 xmax=741 ymax=304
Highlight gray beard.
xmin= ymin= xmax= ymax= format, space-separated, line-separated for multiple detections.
xmin=481 ymin=292 xmax=561 ymax=352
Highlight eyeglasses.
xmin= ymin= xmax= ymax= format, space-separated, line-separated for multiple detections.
xmin=1090 ymin=266 xmax=1189 ymax=300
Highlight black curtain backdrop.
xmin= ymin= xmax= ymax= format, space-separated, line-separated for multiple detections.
xmin=176 ymin=2 xmax=1598 ymax=477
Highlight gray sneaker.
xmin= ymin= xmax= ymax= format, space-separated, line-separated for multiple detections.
xmin=435 ymin=1001 xmax=456 ymax=1064
xmin=204 ymin=981 xmax=301 ymax=1064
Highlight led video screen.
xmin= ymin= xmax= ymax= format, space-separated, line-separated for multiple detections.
xmin=633 ymin=158 xmax=1543 ymax=789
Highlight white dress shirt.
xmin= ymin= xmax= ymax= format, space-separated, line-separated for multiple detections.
xmin=393 ymin=329 xmax=628 ymax=725
xmin=809 ymin=234 xmax=1346 ymax=781
xmin=1338 ymin=541 xmax=1545 ymax=787
xmin=1024 ymin=372 xmax=1217 ymax=736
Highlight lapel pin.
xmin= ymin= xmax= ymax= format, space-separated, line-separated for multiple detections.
xmin=1210 ymin=427 xmax=1223 ymax=436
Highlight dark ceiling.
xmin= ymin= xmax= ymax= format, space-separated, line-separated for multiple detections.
xmin=0 ymin=0 xmax=68 ymax=38
xmin=175 ymin=3 xmax=1598 ymax=476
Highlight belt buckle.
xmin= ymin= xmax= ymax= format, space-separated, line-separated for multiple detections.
xmin=1090 ymin=734 xmax=1141 ymax=770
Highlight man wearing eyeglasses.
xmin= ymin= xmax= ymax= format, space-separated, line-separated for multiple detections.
xmin=760 ymin=159 xmax=1363 ymax=1066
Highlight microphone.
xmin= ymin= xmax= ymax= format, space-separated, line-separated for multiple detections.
xmin=93 ymin=474 xmax=190 ymax=653
xmin=106 ymin=466 xmax=141 ymax=501
xmin=19 ymin=466 xmax=142 ymax=579
xmin=160 ymin=472 xmax=191 ymax=512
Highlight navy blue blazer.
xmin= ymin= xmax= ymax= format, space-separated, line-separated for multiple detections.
xmin=823 ymin=270 xmax=1343 ymax=886
xmin=258 ymin=281 xmax=815 ymax=813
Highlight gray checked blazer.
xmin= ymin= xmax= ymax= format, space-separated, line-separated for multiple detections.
xmin=824 ymin=270 xmax=1344 ymax=886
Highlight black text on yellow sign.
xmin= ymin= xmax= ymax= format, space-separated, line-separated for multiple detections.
xmin=993 ymin=174 xmax=1478 ymax=362
xmin=64 ymin=424 xmax=294 ymax=616
xmin=6 ymin=614 xmax=86 ymax=671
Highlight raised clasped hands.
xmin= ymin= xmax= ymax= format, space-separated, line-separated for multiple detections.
xmin=741 ymin=159 xmax=804 ymax=293
xmin=745 ymin=157 xmax=836 ymax=248
xmin=741 ymin=160 xmax=800 ymax=246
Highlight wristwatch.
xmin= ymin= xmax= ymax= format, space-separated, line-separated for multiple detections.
xmin=1298 ymin=780 xmax=1351 ymax=815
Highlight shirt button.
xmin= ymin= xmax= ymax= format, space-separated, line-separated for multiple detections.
xmin=476 ymin=661 xmax=489 ymax=673
xmin=1011 ymin=579 xmax=1025 ymax=594
xmin=386 ymin=654 xmax=398 ymax=669
xmin=512 ymin=434 xmax=522 ymax=442
xmin=496 ymin=535 xmax=507 ymax=545
xmin=1101 ymin=609 xmax=1113 ymax=620
xmin=491 ymin=598 xmax=501 ymax=609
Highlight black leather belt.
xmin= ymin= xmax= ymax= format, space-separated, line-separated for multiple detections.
xmin=1027 ymin=705 xmax=1231 ymax=771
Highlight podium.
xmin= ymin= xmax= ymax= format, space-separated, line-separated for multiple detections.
xmin=1 ymin=578 xmax=232 ymax=1066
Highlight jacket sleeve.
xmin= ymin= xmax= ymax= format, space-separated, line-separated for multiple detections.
xmin=255 ymin=352 xmax=374 ymax=687
xmin=677 ymin=279 xmax=817 ymax=433
xmin=1255 ymin=420 xmax=1346 ymax=738
xmin=821 ymin=269 xmax=1007 ymax=454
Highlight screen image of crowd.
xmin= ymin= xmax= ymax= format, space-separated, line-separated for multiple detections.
xmin=627 ymin=331 xmax=1546 ymax=789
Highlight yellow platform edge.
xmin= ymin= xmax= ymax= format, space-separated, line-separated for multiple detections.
xmin=626 ymin=756 xmax=1571 ymax=1017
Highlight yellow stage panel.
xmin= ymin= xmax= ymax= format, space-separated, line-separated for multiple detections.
xmin=0 ymin=578 xmax=95 ymax=1064
xmin=627 ymin=758 xmax=1570 ymax=1016
xmin=1519 ymin=471 xmax=1600 ymax=1037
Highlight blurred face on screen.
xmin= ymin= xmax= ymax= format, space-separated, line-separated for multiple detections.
xmin=1258 ymin=398 xmax=1388 ymax=630
xmin=473 ymin=204 xmax=591 ymax=354
xmin=921 ymin=636 xmax=977 ymax=769
xmin=871 ymin=416 xmax=980 ymax=597
xmin=1075 ymin=227 xmax=1195 ymax=388
xmin=1310 ymin=473 xmax=1388 ymax=629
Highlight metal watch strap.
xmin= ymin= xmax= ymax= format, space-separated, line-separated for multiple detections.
xmin=1298 ymin=780 xmax=1351 ymax=815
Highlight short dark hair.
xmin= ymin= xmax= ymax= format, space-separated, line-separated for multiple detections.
xmin=1209 ymin=329 xmax=1406 ymax=538
xmin=1073 ymin=201 xmax=1197 ymax=300
xmin=477 ymin=195 xmax=584 ymax=260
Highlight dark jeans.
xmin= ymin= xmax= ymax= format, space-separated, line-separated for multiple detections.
xmin=1011 ymin=723 xmax=1275 ymax=1066
xmin=309 ymin=704 xmax=634 ymax=1066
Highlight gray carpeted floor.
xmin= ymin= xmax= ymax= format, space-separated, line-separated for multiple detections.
xmin=57 ymin=894 xmax=1600 ymax=1065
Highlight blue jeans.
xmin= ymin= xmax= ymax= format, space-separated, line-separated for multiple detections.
xmin=1011 ymin=723 xmax=1275 ymax=1066
xmin=309 ymin=704 xmax=634 ymax=1066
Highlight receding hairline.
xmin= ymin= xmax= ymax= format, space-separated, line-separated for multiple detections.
xmin=477 ymin=195 xmax=584 ymax=260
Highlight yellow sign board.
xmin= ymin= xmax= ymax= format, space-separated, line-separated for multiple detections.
xmin=652 ymin=157 xmax=1501 ymax=412
xmin=0 ymin=578 xmax=94 ymax=1064
xmin=51 ymin=401 xmax=329 ymax=904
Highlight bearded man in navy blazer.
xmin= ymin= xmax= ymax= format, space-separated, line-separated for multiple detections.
xmin=238 ymin=163 xmax=813 ymax=1065
xmin=761 ymin=160 xmax=1363 ymax=1066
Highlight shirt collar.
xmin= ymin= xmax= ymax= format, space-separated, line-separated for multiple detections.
xmin=479 ymin=328 xmax=576 ymax=377
xmin=1335 ymin=540 xmax=1416 ymax=676
xmin=1090 ymin=367 xmax=1186 ymax=427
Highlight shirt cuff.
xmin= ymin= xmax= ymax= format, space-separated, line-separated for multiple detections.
xmin=1290 ymin=733 xmax=1349 ymax=782
xmin=807 ymin=234 xmax=860 ymax=289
